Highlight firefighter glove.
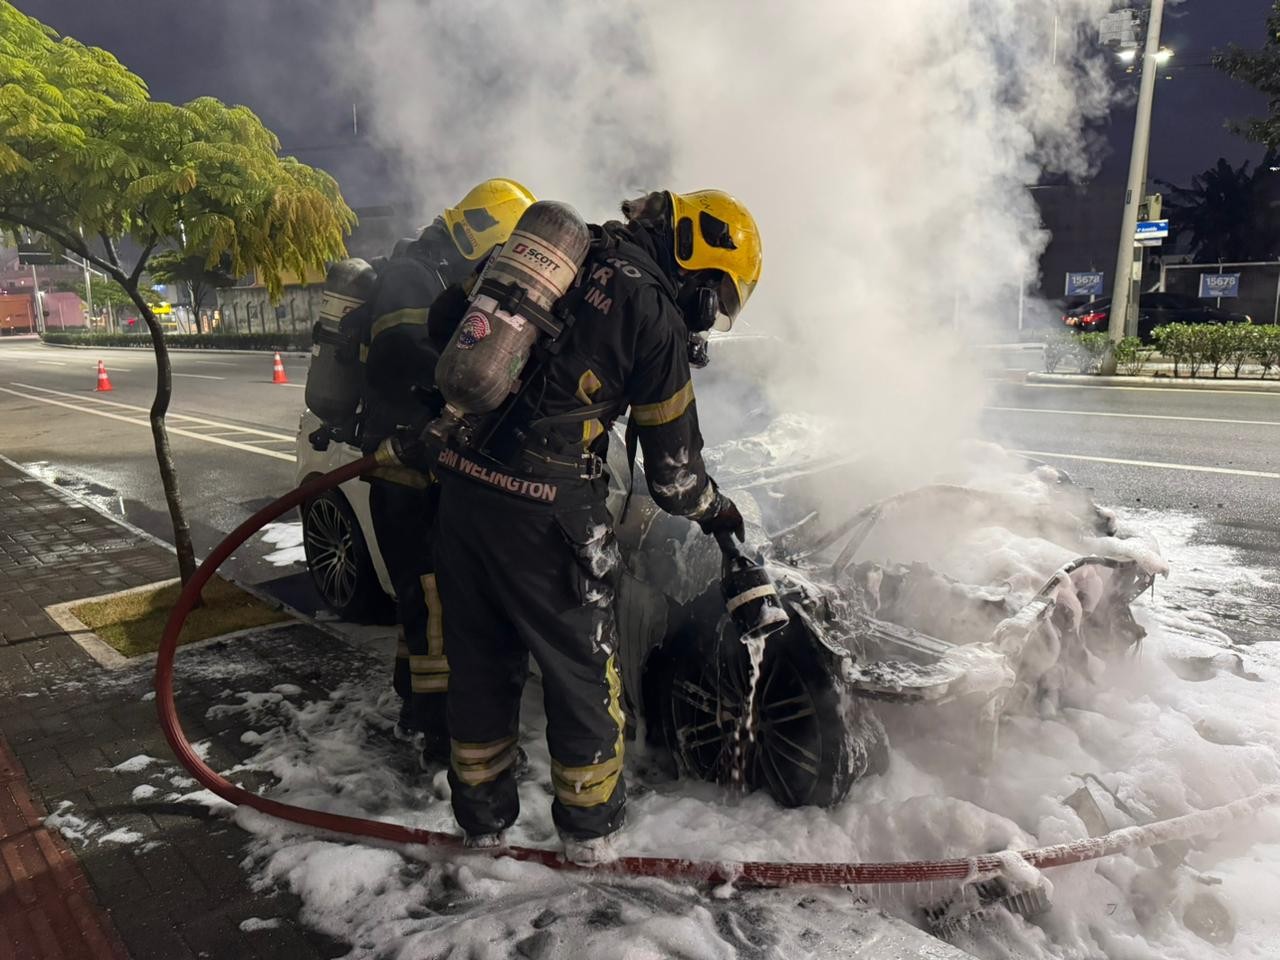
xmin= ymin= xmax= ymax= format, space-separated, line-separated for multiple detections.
xmin=695 ymin=483 xmax=745 ymax=542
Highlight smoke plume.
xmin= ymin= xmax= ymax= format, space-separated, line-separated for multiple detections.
xmin=336 ymin=0 xmax=1115 ymax=487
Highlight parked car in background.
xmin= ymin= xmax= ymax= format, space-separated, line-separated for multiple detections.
xmin=1063 ymin=293 xmax=1252 ymax=342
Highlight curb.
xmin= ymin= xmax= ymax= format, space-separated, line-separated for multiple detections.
xmin=1027 ymin=372 xmax=1280 ymax=392
xmin=39 ymin=341 xmax=310 ymax=359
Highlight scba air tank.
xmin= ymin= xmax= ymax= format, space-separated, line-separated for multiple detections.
xmin=305 ymin=258 xmax=377 ymax=443
xmin=431 ymin=201 xmax=590 ymax=439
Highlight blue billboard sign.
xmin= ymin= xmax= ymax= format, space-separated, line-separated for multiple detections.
xmin=1199 ymin=273 xmax=1241 ymax=298
xmin=1065 ymin=272 xmax=1105 ymax=297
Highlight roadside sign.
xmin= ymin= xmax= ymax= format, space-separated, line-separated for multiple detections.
xmin=16 ymin=244 xmax=52 ymax=266
xmin=1065 ymin=272 xmax=1105 ymax=296
xmin=153 ymin=302 xmax=173 ymax=315
xmin=1199 ymin=273 xmax=1240 ymax=298
xmin=1135 ymin=220 xmax=1169 ymax=240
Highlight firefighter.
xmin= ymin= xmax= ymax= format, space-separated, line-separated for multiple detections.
xmin=429 ymin=189 xmax=761 ymax=863
xmin=361 ymin=178 xmax=535 ymax=764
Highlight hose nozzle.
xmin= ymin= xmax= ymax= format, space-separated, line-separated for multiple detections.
xmin=716 ymin=531 xmax=790 ymax=644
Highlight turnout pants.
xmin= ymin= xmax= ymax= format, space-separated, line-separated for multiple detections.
xmin=367 ymin=480 xmax=448 ymax=752
xmin=434 ymin=478 xmax=626 ymax=841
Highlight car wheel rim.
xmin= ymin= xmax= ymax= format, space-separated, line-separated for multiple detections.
xmin=304 ymin=498 xmax=358 ymax=610
xmin=669 ymin=636 xmax=824 ymax=807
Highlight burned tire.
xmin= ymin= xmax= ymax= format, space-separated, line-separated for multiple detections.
xmin=659 ymin=616 xmax=888 ymax=808
xmin=300 ymin=489 xmax=380 ymax=621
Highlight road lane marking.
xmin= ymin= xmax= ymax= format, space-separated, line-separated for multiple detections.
xmin=36 ymin=360 xmax=67 ymax=366
xmin=1017 ymin=382 xmax=1280 ymax=399
xmin=0 ymin=384 xmax=294 ymax=462
xmin=11 ymin=382 xmax=294 ymax=441
xmin=193 ymin=360 xmax=234 ymax=366
xmin=172 ymin=373 xmax=225 ymax=380
xmin=1015 ymin=449 xmax=1280 ymax=480
xmin=275 ymin=382 xmax=305 ymax=389
xmin=987 ymin=406 xmax=1280 ymax=428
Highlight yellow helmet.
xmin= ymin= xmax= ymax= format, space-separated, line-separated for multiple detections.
xmin=668 ymin=189 xmax=762 ymax=330
xmin=441 ymin=178 xmax=537 ymax=260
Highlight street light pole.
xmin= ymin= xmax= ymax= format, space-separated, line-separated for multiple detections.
xmin=1103 ymin=0 xmax=1165 ymax=370
xmin=29 ymin=262 xmax=44 ymax=334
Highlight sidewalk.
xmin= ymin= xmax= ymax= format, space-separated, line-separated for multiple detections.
xmin=0 ymin=459 xmax=347 ymax=959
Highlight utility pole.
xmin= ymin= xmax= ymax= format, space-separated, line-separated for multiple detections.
xmin=76 ymin=227 xmax=94 ymax=330
xmin=29 ymin=262 xmax=44 ymax=334
xmin=1102 ymin=0 xmax=1165 ymax=372
xmin=81 ymin=256 xmax=93 ymax=329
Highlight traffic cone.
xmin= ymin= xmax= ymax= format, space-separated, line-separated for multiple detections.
xmin=95 ymin=360 xmax=113 ymax=392
xmin=271 ymin=352 xmax=289 ymax=384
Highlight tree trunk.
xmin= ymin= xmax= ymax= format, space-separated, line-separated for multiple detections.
xmin=124 ymin=284 xmax=198 ymax=584
xmin=191 ymin=282 xmax=206 ymax=335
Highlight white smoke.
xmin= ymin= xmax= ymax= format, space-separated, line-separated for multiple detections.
xmin=335 ymin=0 xmax=1114 ymax=481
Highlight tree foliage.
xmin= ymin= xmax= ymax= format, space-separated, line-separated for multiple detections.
xmin=1156 ymin=155 xmax=1280 ymax=263
xmin=1214 ymin=3 xmax=1280 ymax=149
xmin=149 ymin=249 xmax=234 ymax=331
xmin=0 ymin=3 xmax=355 ymax=297
xmin=0 ymin=2 xmax=355 ymax=582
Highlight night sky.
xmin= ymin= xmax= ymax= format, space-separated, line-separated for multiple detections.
xmin=15 ymin=0 xmax=1279 ymax=205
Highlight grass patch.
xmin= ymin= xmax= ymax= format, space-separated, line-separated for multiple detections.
xmin=70 ymin=577 xmax=291 ymax=658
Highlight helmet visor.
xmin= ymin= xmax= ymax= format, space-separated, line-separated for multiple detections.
xmin=713 ymin=273 xmax=754 ymax=331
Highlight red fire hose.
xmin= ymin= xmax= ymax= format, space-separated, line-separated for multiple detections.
xmin=155 ymin=458 xmax=1280 ymax=888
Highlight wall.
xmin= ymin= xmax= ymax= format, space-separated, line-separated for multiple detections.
xmin=40 ymin=292 xmax=88 ymax=330
xmin=0 ymin=294 xmax=34 ymax=335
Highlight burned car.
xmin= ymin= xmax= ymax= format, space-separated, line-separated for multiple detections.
xmin=610 ymin=442 xmax=1160 ymax=810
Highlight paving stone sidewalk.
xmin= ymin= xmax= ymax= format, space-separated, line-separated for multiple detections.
xmin=0 ymin=458 xmax=355 ymax=959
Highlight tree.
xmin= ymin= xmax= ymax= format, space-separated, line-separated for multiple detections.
xmin=1156 ymin=155 xmax=1280 ymax=263
xmin=0 ymin=3 xmax=355 ymax=583
xmin=149 ymin=250 xmax=234 ymax=333
xmin=1214 ymin=3 xmax=1280 ymax=148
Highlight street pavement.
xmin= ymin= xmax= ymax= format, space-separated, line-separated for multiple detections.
xmin=0 ymin=340 xmax=315 ymax=612
xmin=982 ymin=379 xmax=1280 ymax=645
xmin=0 ymin=337 xmax=1278 ymax=638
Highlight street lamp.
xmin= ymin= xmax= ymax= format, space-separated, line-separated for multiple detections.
xmin=1102 ymin=0 xmax=1167 ymax=373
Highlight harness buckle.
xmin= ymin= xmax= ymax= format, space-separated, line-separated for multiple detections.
xmin=580 ymin=454 xmax=605 ymax=481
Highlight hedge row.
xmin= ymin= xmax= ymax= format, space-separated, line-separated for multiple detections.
xmin=1151 ymin=323 xmax=1280 ymax=378
xmin=1043 ymin=325 xmax=1280 ymax=378
xmin=41 ymin=331 xmax=311 ymax=352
